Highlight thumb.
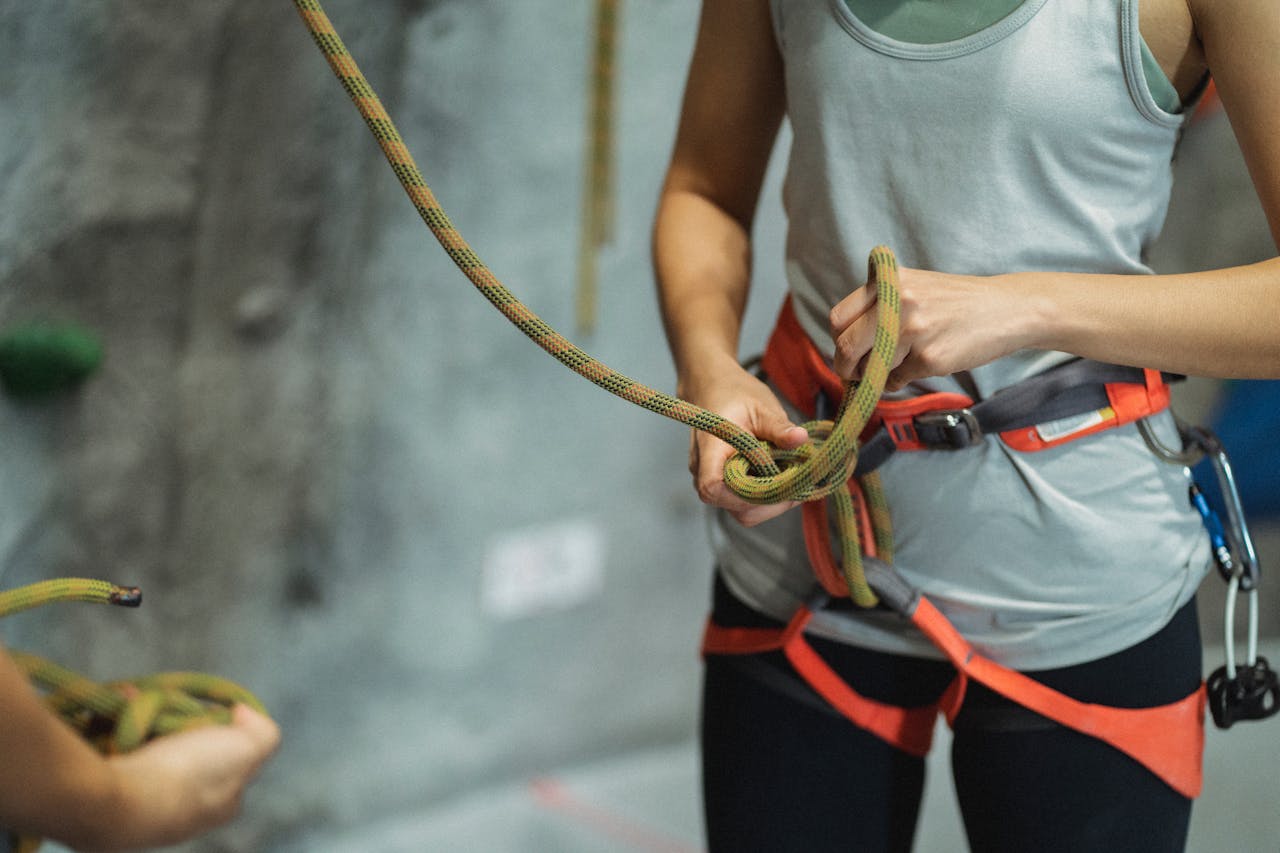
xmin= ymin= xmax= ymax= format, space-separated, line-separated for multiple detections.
xmin=229 ymin=704 xmax=282 ymax=755
xmin=756 ymin=413 xmax=809 ymax=449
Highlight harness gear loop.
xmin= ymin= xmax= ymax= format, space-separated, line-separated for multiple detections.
xmin=1152 ymin=420 xmax=1276 ymax=728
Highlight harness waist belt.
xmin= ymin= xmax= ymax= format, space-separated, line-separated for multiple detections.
xmin=759 ymin=296 xmax=1177 ymax=475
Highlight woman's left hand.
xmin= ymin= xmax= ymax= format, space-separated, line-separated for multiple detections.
xmin=829 ymin=266 xmax=1042 ymax=391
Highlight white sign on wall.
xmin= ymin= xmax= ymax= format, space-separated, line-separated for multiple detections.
xmin=480 ymin=518 xmax=606 ymax=620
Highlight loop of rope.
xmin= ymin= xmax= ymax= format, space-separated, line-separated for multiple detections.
xmin=292 ymin=1 xmax=900 ymax=605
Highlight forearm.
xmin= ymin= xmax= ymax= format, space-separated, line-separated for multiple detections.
xmin=0 ymin=647 xmax=279 ymax=852
xmin=654 ymin=181 xmax=811 ymax=528
xmin=0 ymin=647 xmax=124 ymax=850
xmin=1018 ymin=255 xmax=1280 ymax=378
xmin=652 ymin=0 xmax=784 ymax=395
xmin=653 ymin=186 xmax=756 ymax=393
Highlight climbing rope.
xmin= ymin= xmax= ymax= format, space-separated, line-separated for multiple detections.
xmin=292 ymin=0 xmax=901 ymax=606
xmin=0 ymin=579 xmax=267 ymax=853
xmin=575 ymin=0 xmax=620 ymax=335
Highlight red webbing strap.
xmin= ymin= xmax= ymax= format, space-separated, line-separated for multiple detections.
xmin=761 ymin=296 xmax=1172 ymax=455
xmin=802 ymin=502 xmax=847 ymax=597
xmin=801 ymin=479 xmax=878 ymax=598
xmin=700 ymin=623 xmax=793 ymax=657
xmin=701 ymin=607 xmax=939 ymax=756
xmin=1108 ymin=367 xmax=1172 ymax=424
xmin=999 ymin=367 xmax=1172 ymax=451
xmin=910 ymin=598 xmax=1206 ymax=799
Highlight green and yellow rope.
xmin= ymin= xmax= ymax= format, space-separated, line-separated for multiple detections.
xmin=292 ymin=1 xmax=900 ymax=606
xmin=0 ymin=578 xmax=140 ymax=618
xmin=1 ymin=580 xmax=266 ymax=852
xmin=576 ymin=0 xmax=620 ymax=335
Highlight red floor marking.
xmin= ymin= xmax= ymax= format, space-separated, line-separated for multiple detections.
xmin=528 ymin=776 xmax=704 ymax=853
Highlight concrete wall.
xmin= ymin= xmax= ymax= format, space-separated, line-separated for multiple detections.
xmin=0 ymin=2 xmax=737 ymax=848
xmin=0 ymin=3 xmax=1274 ymax=851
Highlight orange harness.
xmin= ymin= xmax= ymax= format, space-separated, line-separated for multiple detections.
xmin=702 ymin=297 xmax=1207 ymax=799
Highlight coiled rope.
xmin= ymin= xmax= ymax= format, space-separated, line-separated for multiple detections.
xmin=1 ymin=580 xmax=266 ymax=853
xmin=292 ymin=0 xmax=901 ymax=605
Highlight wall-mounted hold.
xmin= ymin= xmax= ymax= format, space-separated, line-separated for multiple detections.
xmin=0 ymin=322 xmax=104 ymax=401
xmin=234 ymin=285 xmax=291 ymax=342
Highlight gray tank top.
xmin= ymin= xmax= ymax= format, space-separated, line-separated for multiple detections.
xmin=715 ymin=0 xmax=1209 ymax=669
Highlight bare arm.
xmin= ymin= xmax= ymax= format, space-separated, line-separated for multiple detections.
xmin=0 ymin=645 xmax=279 ymax=852
xmin=830 ymin=0 xmax=1280 ymax=388
xmin=656 ymin=0 xmax=785 ymax=389
xmin=654 ymin=0 xmax=808 ymax=526
xmin=1043 ymin=0 xmax=1280 ymax=376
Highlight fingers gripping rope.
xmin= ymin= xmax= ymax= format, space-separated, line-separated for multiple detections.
xmin=293 ymin=1 xmax=901 ymax=606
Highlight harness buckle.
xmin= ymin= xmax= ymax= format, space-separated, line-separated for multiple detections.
xmin=872 ymin=392 xmax=981 ymax=452
xmin=913 ymin=409 xmax=984 ymax=449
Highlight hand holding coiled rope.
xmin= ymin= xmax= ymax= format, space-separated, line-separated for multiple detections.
xmin=1 ymin=579 xmax=268 ymax=853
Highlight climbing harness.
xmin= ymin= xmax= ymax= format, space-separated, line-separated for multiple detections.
xmin=704 ymin=296 xmax=1276 ymax=797
xmin=292 ymin=0 xmax=1270 ymax=802
xmin=0 ymin=579 xmax=266 ymax=853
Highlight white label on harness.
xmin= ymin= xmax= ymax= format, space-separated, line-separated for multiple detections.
xmin=1034 ymin=406 xmax=1114 ymax=444
xmin=481 ymin=519 xmax=606 ymax=620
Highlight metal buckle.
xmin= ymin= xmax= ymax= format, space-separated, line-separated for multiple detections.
xmin=914 ymin=408 xmax=984 ymax=449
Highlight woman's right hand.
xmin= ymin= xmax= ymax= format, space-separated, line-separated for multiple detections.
xmin=682 ymin=363 xmax=810 ymax=528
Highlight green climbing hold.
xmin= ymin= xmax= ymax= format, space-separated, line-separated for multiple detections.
xmin=0 ymin=323 xmax=104 ymax=400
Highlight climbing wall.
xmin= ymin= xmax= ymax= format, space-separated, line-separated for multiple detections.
xmin=0 ymin=1 xmax=787 ymax=848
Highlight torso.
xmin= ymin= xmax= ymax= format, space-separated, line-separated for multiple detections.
xmin=721 ymin=0 xmax=1213 ymax=669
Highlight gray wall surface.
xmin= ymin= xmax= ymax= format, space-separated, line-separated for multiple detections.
xmin=1 ymin=2 xmax=738 ymax=848
xmin=0 ymin=2 xmax=1275 ymax=852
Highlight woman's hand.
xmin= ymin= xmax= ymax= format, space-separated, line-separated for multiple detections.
xmin=681 ymin=361 xmax=809 ymax=528
xmin=829 ymin=266 xmax=1041 ymax=391
xmin=84 ymin=704 xmax=281 ymax=852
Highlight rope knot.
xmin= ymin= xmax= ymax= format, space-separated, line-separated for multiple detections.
xmin=722 ymin=420 xmax=858 ymax=505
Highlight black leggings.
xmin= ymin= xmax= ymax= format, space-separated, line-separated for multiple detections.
xmin=701 ymin=577 xmax=1203 ymax=853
